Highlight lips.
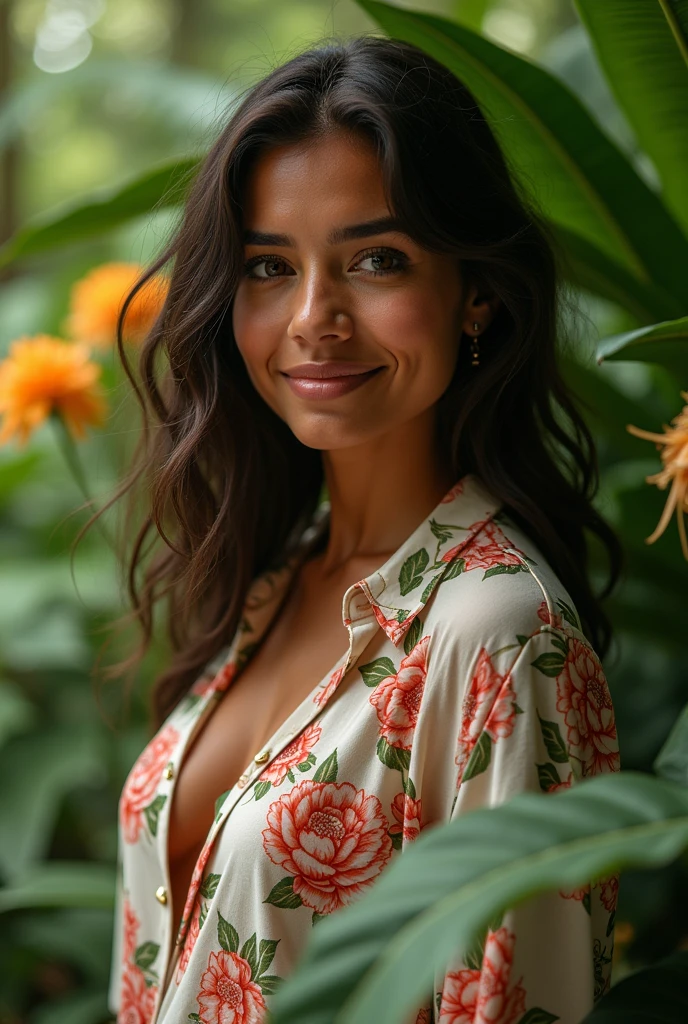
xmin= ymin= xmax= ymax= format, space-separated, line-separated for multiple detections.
xmin=281 ymin=365 xmax=384 ymax=400
xmin=282 ymin=363 xmax=383 ymax=379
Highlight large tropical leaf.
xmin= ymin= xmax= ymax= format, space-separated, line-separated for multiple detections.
xmin=357 ymin=1 xmax=688 ymax=309
xmin=654 ymin=701 xmax=688 ymax=786
xmin=574 ymin=0 xmax=688 ymax=237
xmin=580 ymin=950 xmax=688 ymax=1022
xmin=270 ymin=772 xmax=688 ymax=1024
xmin=0 ymin=157 xmax=199 ymax=268
xmin=596 ymin=314 xmax=688 ymax=374
xmin=0 ymin=862 xmax=115 ymax=913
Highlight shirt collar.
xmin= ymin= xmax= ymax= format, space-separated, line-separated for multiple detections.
xmin=313 ymin=472 xmax=503 ymax=646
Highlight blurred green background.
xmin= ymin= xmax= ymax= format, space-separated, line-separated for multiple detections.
xmin=0 ymin=1 xmax=687 ymax=1022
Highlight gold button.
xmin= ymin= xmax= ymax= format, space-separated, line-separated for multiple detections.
xmin=237 ymin=773 xmax=248 ymax=788
xmin=155 ymin=886 xmax=168 ymax=905
xmin=254 ymin=749 xmax=270 ymax=764
xmin=163 ymin=763 xmax=174 ymax=780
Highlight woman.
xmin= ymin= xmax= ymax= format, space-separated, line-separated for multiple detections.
xmin=104 ymin=35 xmax=622 ymax=1024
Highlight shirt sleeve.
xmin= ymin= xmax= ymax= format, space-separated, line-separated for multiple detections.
xmin=431 ymin=626 xmax=620 ymax=1024
xmin=107 ymin=835 xmax=124 ymax=1017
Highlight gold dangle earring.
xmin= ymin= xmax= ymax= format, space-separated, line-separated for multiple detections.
xmin=470 ymin=321 xmax=481 ymax=368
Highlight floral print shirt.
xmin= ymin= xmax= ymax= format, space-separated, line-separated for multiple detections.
xmin=108 ymin=472 xmax=620 ymax=1024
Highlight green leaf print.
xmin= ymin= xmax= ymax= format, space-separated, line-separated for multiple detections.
xmin=134 ymin=941 xmax=160 ymax=972
xmin=376 ymin=737 xmax=411 ymax=773
xmin=399 ymin=548 xmax=429 ymax=595
xmin=264 ymin=877 xmax=304 ymax=910
xmin=389 ymin=831 xmax=403 ymax=851
xmin=240 ymin=932 xmax=259 ymax=977
xmin=583 ymin=889 xmax=592 ymax=917
xmin=256 ymin=938 xmax=279 ymax=978
xmin=296 ymin=761 xmax=312 ymax=772
xmin=200 ymin=873 xmax=221 ymax=900
xmin=403 ymin=617 xmax=422 ymax=656
xmin=442 ymin=558 xmax=465 ymax=582
xmin=557 ymin=599 xmax=580 ymax=629
xmin=188 ymin=1015 xmax=202 ymax=1021
xmin=550 ymin=633 xmax=570 ymax=658
xmin=536 ymin=763 xmax=562 ymax=793
xmin=396 ymin=608 xmax=411 ymax=623
xmin=253 ymin=781 xmax=273 ymax=801
xmin=516 ymin=1009 xmax=560 ymax=1024
xmin=143 ymin=794 xmax=166 ymax=837
xmin=236 ymin=641 xmax=259 ymax=670
xmin=538 ymin=713 xmax=569 ymax=764
xmin=313 ymin=749 xmax=338 ymax=783
xmin=257 ymin=974 xmax=284 ymax=995
xmin=483 ymin=563 xmax=525 ymax=579
xmin=606 ymin=908 xmax=615 ymax=936
xmin=403 ymin=775 xmax=417 ymax=799
xmin=286 ymin=769 xmax=296 ymax=784
xmin=312 ymin=912 xmax=329 ymax=927
xmin=420 ymin=572 xmax=444 ymax=605
xmin=359 ymin=657 xmax=396 ymax=688
xmin=217 ymin=911 xmax=240 ymax=953
xmin=462 ymin=732 xmax=492 ymax=782
xmin=516 ymin=634 xmax=530 ymax=646
xmin=214 ymin=789 xmax=231 ymax=820
xmin=531 ymin=651 xmax=567 ymax=678
xmin=429 ymin=519 xmax=454 ymax=544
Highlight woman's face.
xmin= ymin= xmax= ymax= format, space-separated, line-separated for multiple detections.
xmin=232 ymin=130 xmax=485 ymax=452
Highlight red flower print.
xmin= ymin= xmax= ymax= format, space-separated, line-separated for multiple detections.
xmin=442 ymin=521 xmax=523 ymax=573
xmin=314 ymin=665 xmax=345 ymax=707
xmin=440 ymin=480 xmax=465 ymax=503
xmin=122 ymin=898 xmax=139 ymax=963
xmin=560 ymin=884 xmax=590 ymax=902
xmin=262 ymin=779 xmax=392 ymax=915
xmin=120 ymin=725 xmax=180 ymax=844
xmin=455 ymin=649 xmax=517 ymax=784
xmin=556 ymin=638 xmax=620 ymax=777
xmin=197 ymin=950 xmax=266 ymax=1024
xmin=390 ymin=793 xmax=425 ymax=842
xmin=536 ymin=599 xmax=563 ymax=630
xmin=178 ymin=839 xmax=214 ymax=945
xmin=439 ymin=927 xmax=526 ymax=1024
xmin=547 ymin=771 xmax=573 ymax=794
xmin=369 ymin=636 xmax=430 ymax=750
xmin=370 ymin=604 xmax=410 ymax=644
xmin=193 ymin=660 xmax=238 ymax=698
xmin=260 ymin=722 xmax=322 ymax=786
xmin=119 ymin=961 xmax=157 ymax=1024
xmin=176 ymin=899 xmax=202 ymax=984
xmin=600 ymin=874 xmax=619 ymax=914
xmin=415 ymin=1011 xmax=432 ymax=1024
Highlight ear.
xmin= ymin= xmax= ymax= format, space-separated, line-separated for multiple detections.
xmin=460 ymin=281 xmax=501 ymax=336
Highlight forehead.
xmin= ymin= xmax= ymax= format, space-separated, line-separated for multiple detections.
xmin=242 ymin=132 xmax=389 ymax=227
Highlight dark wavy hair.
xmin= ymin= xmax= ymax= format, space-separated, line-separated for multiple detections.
xmin=83 ymin=35 xmax=623 ymax=729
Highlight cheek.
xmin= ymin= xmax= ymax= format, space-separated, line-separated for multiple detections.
xmin=373 ymin=286 xmax=459 ymax=378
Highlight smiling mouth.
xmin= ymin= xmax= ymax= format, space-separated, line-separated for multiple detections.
xmin=281 ymin=366 xmax=384 ymax=399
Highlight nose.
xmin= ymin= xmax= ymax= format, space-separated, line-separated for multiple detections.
xmin=286 ymin=266 xmax=353 ymax=345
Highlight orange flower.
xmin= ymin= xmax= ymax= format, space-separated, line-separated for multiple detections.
xmin=0 ymin=335 xmax=108 ymax=446
xmin=64 ymin=262 xmax=167 ymax=348
xmin=627 ymin=390 xmax=688 ymax=559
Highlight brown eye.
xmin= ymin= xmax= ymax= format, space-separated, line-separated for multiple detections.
xmin=354 ymin=248 xmax=408 ymax=275
xmin=244 ymin=256 xmax=294 ymax=280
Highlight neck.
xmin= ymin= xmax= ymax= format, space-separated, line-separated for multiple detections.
xmin=317 ymin=408 xmax=456 ymax=577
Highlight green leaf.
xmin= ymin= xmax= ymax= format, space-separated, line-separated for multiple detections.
xmin=258 ymin=974 xmax=284 ymax=995
xmin=240 ymin=932 xmax=258 ymax=977
xmin=189 ymin=1014 xmax=203 ymax=1021
xmin=536 ymin=763 xmax=563 ymax=793
xmin=268 ymin=772 xmax=688 ymax=1024
xmin=0 ymin=158 xmax=199 ymax=268
xmin=538 ymin=714 xmax=569 ymax=764
xmin=531 ymin=652 xmax=567 ymax=678
xmin=217 ymin=912 xmax=240 ymax=953
xmin=376 ymin=737 xmax=411 ymax=773
xmin=199 ymin=874 xmax=221 ymax=900
xmin=134 ymin=941 xmax=160 ymax=971
xmin=255 ymin=938 xmax=280 ymax=979
xmin=429 ymin=520 xmax=454 ymax=543
xmin=0 ymin=862 xmax=115 ymax=913
xmin=215 ymin=789 xmax=231 ymax=820
xmin=403 ymin=617 xmax=422 ymax=656
xmin=399 ymin=548 xmax=430 ymax=595
xmin=313 ymin=749 xmax=338 ymax=783
xmin=357 ymin=1 xmax=688 ymax=308
xmin=442 ymin=558 xmax=465 ymax=582
xmin=462 ymin=731 xmax=492 ymax=782
xmin=579 ymin=950 xmax=688 ymax=1022
xmin=654 ymin=702 xmax=688 ymax=787
xmin=253 ymin=781 xmax=273 ymax=801
xmin=596 ymin=314 xmax=688 ymax=376
xmin=420 ymin=572 xmax=444 ymax=604
xmin=403 ymin=776 xmax=417 ymax=799
xmin=143 ymin=794 xmax=167 ymax=837
xmin=517 ymin=1010 xmax=560 ymax=1024
xmin=483 ymin=564 xmax=525 ymax=579
xmin=296 ymin=762 xmax=312 ymax=773
xmin=359 ymin=657 xmax=396 ymax=688
xmin=390 ymin=831 xmax=403 ymax=851
xmin=263 ymin=877 xmax=304 ymax=910
xmin=574 ymin=0 xmax=688 ymax=237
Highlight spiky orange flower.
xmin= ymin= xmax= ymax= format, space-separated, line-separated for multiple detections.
xmin=0 ymin=335 xmax=108 ymax=446
xmin=64 ymin=262 xmax=167 ymax=348
xmin=627 ymin=390 xmax=688 ymax=560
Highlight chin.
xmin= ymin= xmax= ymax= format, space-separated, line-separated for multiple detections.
xmin=287 ymin=421 xmax=372 ymax=452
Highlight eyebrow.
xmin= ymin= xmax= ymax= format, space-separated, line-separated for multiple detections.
xmin=242 ymin=216 xmax=408 ymax=247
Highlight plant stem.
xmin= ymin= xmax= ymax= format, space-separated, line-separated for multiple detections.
xmin=49 ymin=412 xmax=116 ymax=551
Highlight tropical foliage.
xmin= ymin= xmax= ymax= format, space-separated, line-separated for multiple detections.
xmin=0 ymin=1 xmax=686 ymax=1022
